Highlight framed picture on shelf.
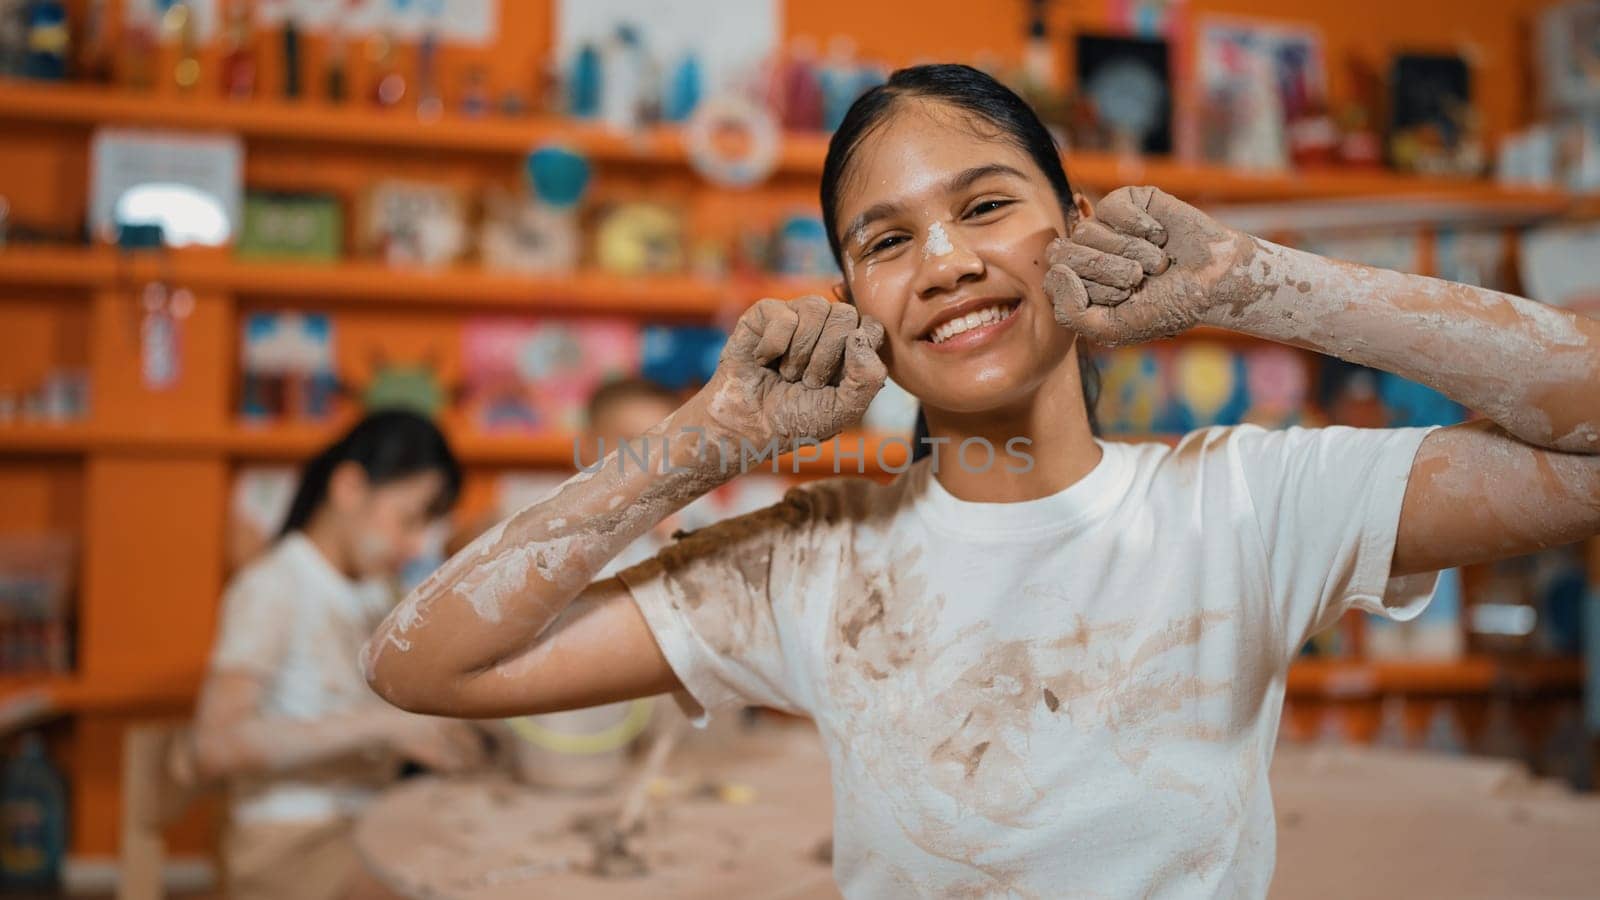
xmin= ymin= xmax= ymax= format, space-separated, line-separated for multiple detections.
xmin=461 ymin=318 xmax=640 ymax=434
xmin=1537 ymin=1 xmax=1600 ymax=114
xmin=1074 ymin=33 xmax=1173 ymax=155
xmin=1195 ymin=18 xmax=1325 ymax=169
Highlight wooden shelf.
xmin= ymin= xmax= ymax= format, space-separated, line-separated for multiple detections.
xmin=0 ymin=674 xmax=196 ymax=718
xmin=0 ymin=80 xmax=1580 ymax=212
xmin=1287 ymin=657 xmax=1584 ymax=698
xmin=0 ymin=246 xmax=758 ymax=316
xmin=0 ymin=422 xmax=99 ymax=454
xmin=0 ymin=79 xmax=827 ymax=174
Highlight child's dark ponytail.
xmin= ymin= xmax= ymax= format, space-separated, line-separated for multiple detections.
xmin=278 ymin=410 xmax=462 ymax=537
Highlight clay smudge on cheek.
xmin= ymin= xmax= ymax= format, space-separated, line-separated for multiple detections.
xmin=924 ymin=221 xmax=953 ymax=258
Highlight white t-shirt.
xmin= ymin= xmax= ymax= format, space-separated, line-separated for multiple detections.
xmin=210 ymin=533 xmax=399 ymax=825
xmin=618 ymin=425 xmax=1440 ymax=898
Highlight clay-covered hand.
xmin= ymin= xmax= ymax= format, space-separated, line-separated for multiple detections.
xmin=387 ymin=715 xmax=489 ymax=774
xmin=1044 ymin=185 xmax=1258 ymax=347
xmin=694 ymin=295 xmax=887 ymax=450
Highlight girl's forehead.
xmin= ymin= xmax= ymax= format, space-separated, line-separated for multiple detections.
xmin=840 ymin=106 xmax=1039 ymax=212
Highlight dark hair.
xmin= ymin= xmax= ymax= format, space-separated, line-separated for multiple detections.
xmin=818 ymin=63 xmax=1100 ymax=461
xmin=278 ymin=410 xmax=462 ymax=537
xmin=585 ymin=375 xmax=679 ymax=425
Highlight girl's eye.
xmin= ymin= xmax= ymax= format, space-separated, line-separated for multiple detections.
xmin=866 ymin=234 xmax=908 ymax=256
xmin=966 ymin=199 xmax=1015 ymax=218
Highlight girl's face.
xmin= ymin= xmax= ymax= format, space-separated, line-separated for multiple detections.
xmin=339 ymin=468 xmax=447 ymax=579
xmin=835 ymin=101 xmax=1083 ymax=415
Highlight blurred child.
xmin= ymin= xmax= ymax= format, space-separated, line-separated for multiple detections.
xmin=470 ymin=377 xmax=694 ymax=790
xmin=191 ymin=410 xmax=487 ymax=900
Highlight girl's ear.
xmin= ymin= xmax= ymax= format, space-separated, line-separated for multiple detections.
xmin=831 ymin=280 xmax=852 ymax=304
xmin=326 ymin=460 xmax=370 ymax=515
xmin=1072 ymin=192 xmax=1095 ymax=221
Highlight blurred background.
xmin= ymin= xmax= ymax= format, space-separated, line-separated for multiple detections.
xmin=0 ymin=0 xmax=1598 ymax=896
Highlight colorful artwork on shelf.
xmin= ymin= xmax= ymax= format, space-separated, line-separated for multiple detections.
xmin=239 ymin=311 xmax=338 ymax=423
xmin=461 ymin=318 xmax=640 ymax=434
xmin=1095 ymin=341 xmax=1258 ymax=435
xmin=638 ymin=324 xmax=725 ymax=391
xmin=1195 ymin=18 xmax=1325 ymax=169
xmin=0 ymin=533 xmax=76 ymax=677
xmin=1074 ymin=33 xmax=1173 ymax=155
xmin=774 ymin=213 xmax=834 ymax=278
xmin=1239 ymin=346 xmax=1308 ymax=429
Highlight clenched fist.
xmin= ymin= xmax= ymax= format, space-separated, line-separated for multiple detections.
xmin=696 ymin=295 xmax=887 ymax=450
xmin=1044 ymin=185 xmax=1262 ymax=347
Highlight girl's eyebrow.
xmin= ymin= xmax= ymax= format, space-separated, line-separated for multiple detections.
xmin=844 ymin=164 xmax=1030 ymax=243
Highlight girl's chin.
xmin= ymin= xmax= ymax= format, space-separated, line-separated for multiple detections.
xmin=905 ymin=374 xmax=1041 ymax=415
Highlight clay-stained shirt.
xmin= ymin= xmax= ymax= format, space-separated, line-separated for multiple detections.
xmin=619 ymin=425 xmax=1439 ymax=899
xmin=210 ymin=533 xmax=398 ymax=824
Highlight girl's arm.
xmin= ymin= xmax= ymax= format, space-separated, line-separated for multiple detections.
xmin=361 ymin=296 xmax=886 ymax=718
xmin=191 ymin=670 xmax=484 ymax=781
xmin=1046 ymin=186 xmax=1600 ymax=572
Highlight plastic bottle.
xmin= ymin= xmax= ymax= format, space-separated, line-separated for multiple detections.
xmin=0 ymin=733 xmax=67 ymax=889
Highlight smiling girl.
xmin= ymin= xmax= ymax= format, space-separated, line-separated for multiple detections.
xmin=361 ymin=65 xmax=1600 ymax=897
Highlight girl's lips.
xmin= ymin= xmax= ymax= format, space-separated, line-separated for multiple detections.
xmin=919 ymin=299 xmax=1024 ymax=353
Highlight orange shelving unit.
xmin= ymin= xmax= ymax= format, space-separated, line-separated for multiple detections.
xmin=0 ymin=0 xmax=1592 ymax=867
xmin=0 ymin=79 xmax=1581 ymax=213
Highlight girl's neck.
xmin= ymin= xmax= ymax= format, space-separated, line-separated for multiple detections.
xmin=922 ymin=355 xmax=1101 ymax=503
xmin=301 ymin=514 xmax=358 ymax=581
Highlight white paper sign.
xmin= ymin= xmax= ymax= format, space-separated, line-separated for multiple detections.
xmin=123 ymin=0 xmax=221 ymax=43
xmin=557 ymin=0 xmax=778 ymax=97
xmin=254 ymin=0 xmax=498 ymax=45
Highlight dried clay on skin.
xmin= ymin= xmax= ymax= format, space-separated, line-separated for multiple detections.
xmin=364 ymin=297 xmax=887 ymax=713
xmin=1206 ymin=238 xmax=1600 ymax=452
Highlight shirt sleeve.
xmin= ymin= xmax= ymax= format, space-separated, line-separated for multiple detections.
xmin=615 ymin=485 xmax=832 ymax=724
xmin=1226 ymin=424 xmax=1442 ymax=660
xmin=209 ymin=568 xmax=294 ymax=677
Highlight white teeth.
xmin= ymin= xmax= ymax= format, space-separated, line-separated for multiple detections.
xmin=929 ymin=303 xmax=1015 ymax=343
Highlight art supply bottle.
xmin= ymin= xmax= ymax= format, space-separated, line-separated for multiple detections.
xmin=820 ymin=37 xmax=859 ymax=133
xmin=781 ymin=38 xmax=823 ymax=132
xmin=663 ymin=52 xmax=702 ymax=123
xmin=20 ymin=0 xmax=69 ymax=81
xmin=460 ymin=67 xmax=491 ymax=117
xmin=163 ymin=1 xmax=199 ymax=92
xmin=599 ymin=25 xmax=644 ymax=131
xmin=76 ymin=0 xmax=113 ymax=83
xmin=416 ymin=27 xmax=443 ymax=120
xmin=325 ymin=0 xmax=360 ymax=103
xmin=1021 ymin=0 xmax=1055 ymax=90
xmin=123 ymin=11 xmax=157 ymax=91
xmin=220 ymin=1 xmax=256 ymax=100
xmin=281 ymin=14 xmax=301 ymax=99
xmin=0 ymin=733 xmax=67 ymax=890
xmin=369 ymin=32 xmax=406 ymax=109
xmin=568 ymin=42 xmax=602 ymax=118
